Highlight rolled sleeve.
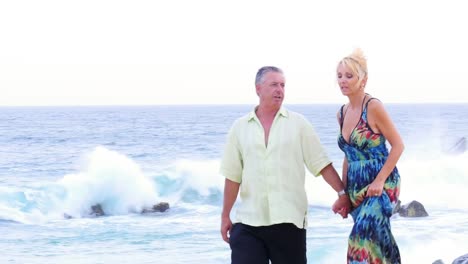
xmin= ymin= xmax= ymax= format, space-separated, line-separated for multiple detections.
xmin=220 ymin=123 xmax=243 ymax=183
xmin=301 ymin=120 xmax=332 ymax=177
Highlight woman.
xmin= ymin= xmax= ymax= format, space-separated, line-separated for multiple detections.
xmin=336 ymin=49 xmax=403 ymax=264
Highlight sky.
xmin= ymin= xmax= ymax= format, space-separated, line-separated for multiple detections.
xmin=0 ymin=0 xmax=467 ymax=106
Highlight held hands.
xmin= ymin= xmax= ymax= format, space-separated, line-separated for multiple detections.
xmin=332 ymin=194 xmax=351 ymax=219
xmin=220 ymin=215 xmax=232 ymax=243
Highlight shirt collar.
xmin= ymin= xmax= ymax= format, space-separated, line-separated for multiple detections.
xmin=248 ymin=106 xmax=289 ymax=121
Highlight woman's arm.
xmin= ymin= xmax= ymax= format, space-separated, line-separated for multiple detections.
xmin=367 ymin=100 xmax=404 ymax=196
xmin=336 ymin=109 xmax=349 ymax=189
xmin=342 ymin=158 xmax=348 ymax=188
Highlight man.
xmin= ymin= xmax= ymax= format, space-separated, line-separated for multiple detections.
xmin=220 ymin=66 xmax=351 ymax=264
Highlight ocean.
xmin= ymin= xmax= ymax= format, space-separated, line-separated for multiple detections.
xmin=0 ymin=104 xmax=467 ymax=264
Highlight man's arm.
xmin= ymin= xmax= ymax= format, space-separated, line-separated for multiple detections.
xmin=221 ymin=178 xmax=240 ymax=243
xmin=321 ymin=163 xmax=346 ymax=192
xmin=320 ymin=164 xmax=351 ymax=217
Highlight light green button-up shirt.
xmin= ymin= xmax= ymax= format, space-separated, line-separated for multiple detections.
xmin=220 ymin=107 xmax=332 ymax=229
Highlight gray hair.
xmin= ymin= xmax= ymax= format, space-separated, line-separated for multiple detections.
xmin=255 ymin=66 xmax=283 ymax=85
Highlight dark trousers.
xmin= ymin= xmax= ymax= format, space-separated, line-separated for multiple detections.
xmin=229 ymin=223 xmax=307 ymax=264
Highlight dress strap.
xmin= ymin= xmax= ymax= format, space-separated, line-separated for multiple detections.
xmin=364 ymin=97 xmax=380 ymax=111
xmin=360 ymin=95 xmax=367 ymax=111
xmin=362 ymin=96 xmax=380 ymax=121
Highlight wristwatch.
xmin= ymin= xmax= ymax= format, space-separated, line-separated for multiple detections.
xmin=337 ymin=189 xmax=347 ymax=197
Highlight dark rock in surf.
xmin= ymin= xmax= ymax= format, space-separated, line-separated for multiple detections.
xmin=141 ymin=202 xmax=170 ymax=213
xmin=445 ymin=137 xmax=466 ymax=155
xmin=392 ymin=200 xmax=401 ymax=215
xmin=452 ymin=253 xmax=468 ymax=264
xmin=63 ymin=202 xmax=170 ymax=219
xmin=90 ymin=204 xmax=105 ymax=217
xmin=398 ymin=200 xmax=428 ymax=217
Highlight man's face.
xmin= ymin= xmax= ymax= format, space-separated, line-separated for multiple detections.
xmin=256 ymin=71 xmax=285 ymax=108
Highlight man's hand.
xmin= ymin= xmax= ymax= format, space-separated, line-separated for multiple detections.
xmin=221 ymin=215 xmax=232 ymax=243
xmin=319 ymin=164 xmax=351 ymax=218
xmin=332 ymin=195 xmax=351 ymax=219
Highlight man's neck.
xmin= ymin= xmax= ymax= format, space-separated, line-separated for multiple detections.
xmin=255 ymin=105 xmax=280 ymax=119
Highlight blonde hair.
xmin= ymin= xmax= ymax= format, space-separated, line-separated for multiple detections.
xmin=338 ymin=48 xmax=368 ymax=86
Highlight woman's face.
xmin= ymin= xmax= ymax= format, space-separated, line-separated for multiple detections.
xmin=337 ymin=63 xmax=360 ymax=96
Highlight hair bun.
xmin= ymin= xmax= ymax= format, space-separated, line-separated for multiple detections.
xmin=348 ymin=48 xmax=367 ymax=73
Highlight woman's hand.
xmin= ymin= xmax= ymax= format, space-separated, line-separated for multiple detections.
xmin=366 ymin=179 xmax=385 ymax=197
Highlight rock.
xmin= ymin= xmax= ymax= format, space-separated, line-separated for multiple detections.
xmin=63 ymin=202 xmax=170 ymax=219
xmin=63 ymin=204 xmax=106 ymax=219
xmin=392 ymin=200 xmax=401 ymax=215
xmin=433 ymin=259 xmax=444 ymax=264
xmin=141 ymin=202 xmax=170 ymax=213
xmin=154 ymin=202 xmax=170 ymax=212
xmin=63 ymin=213 xmax=73 ymax=219
xmin=445 ymin=137 xmax=466 ymax=155
xmin=453 ymin=253 xmax=468 ymax=264
xmin=398 ymin=200 xmax=428 ymax=217
xmin=90 ymin=204 xmax=105 ymax=217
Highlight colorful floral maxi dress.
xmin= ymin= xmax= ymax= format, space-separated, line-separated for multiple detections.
xmin=338 ymin=98 xmax=401 ymax=264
